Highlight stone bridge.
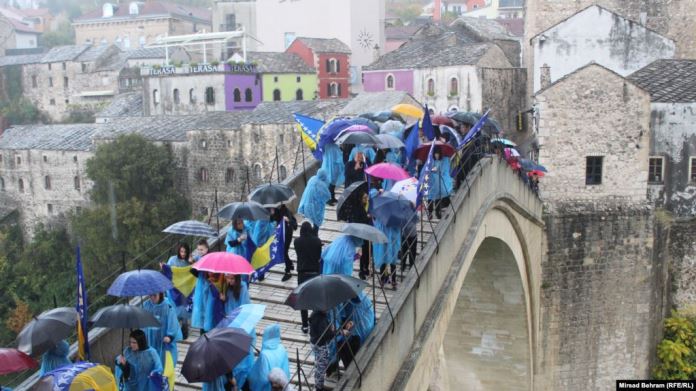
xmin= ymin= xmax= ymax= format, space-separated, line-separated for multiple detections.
xmin=336 ymin=156 xmax=544 ymax=390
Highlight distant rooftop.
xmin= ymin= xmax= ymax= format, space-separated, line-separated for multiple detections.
xmin=75 ymin=1 xmax=211 ymax=24
xmin=97 ymin=92 xmax=144 ymax=119
xmin=294 ymin=37 xmax=351 ymax=54
xmin=339 ymin=91 xmax=419 ymax=115
xmin=41 ymin=44 xmax=91 ymax=63
xmin=627 ymin=60 xmax=696 ymax=103
xmin=386 ymin=25 xmax=420 ymax=41
xmin=451 ymin=17 xmax=519 ymax=41
xmin=0 ymin=53 xmax=43 ymax=67
xmin=0 ymin=124 xmax=98 ymax=151
xmin=247 ymin=52 xmax=315 ymax=74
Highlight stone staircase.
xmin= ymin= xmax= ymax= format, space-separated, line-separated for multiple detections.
xmin=173 ymin=192 xmax=436 ymax=390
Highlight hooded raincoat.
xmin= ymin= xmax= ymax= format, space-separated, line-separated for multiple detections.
xmin=321 ymin=143 xmax=345 ymax=186
xmin=345 ymin=293 xmax=375 ymax=343
xmin=39 ymin=340 xmax=71 ymax=376
xmin=224 ymin=281 xmax=251 ymax=315
xmin=247 ymin=324 xmax=290 ymax=391
xmin=116 ymin=347 xmax=163 ymax=391
xmin=233 ymin=330 xmax=257 ymax=388
xmin=191 ymin=274 xmax=224 ymax=331
xmin=225 ymin=226 xmax=249 ymax=258
xmin=246 ymin=220 xmax=275 ymax=249
xmin=372 ymin=220 xmax=401 ymax=270
xmin=143 ymin=297 xmax=182 ymax=367
xmin=322 ymin=235 xmax=362 ymax=276
xmin=297 ymin=169 xmax=331 ymax=227
xmin=348 ymin=145 xmax=376 ymax=164
xmin=428 ymin=157 xmax=453 ymax=201
xmin=202 ymin=376 xmax=227 ymax=391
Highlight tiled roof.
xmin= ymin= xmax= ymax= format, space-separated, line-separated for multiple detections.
xmin=247 ymin=52 xmax=315 ymax=74
xmin=250 ymin=100 xmax=349 ymax=124
xmin=627 ymin=60 xmax=696 ymax=103
xmin=0 ymin=124 xmax=98 ymax=151
xmin=125 ymin=47 xmax=169 ymax=59
xmin=0 ymin=53 xmax=43 ymax=67
xmin=295 ymin=37 xmax=351 ymax=54
xmin=8 ymin=17 xmax=39 ymax=34
xmin=77 ymin=44 xmax=115 ymax=62
xmin=41 ymin=45 xmax=91 ymax=63
xmin=97 ymin=92 xmax=143 ymax=119
xmin=339 ymin=91 xmax=420 ymax=115
xmin=75 ymin=1 xmax=210 ymax=23
xmin=451 ymin=17 xmax=518 ymax=41
xmin=386 ymin=25 xmax=420 ymax=41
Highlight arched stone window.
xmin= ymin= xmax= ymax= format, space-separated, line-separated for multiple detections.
xmin=199 ymin=167 xmax=209 ymax=182
xmin=273 ymin=89 xmax=281 ymax=101
xmin=18 ymin=178 xmax=24 ymax=193
xmin=225 ymin=168 xmax=235 ymax=184
xmin=280 ymin=165 xmax=288 ymax=180
xmin=245 ymin=88 xmax=253 ymax=102
xmin=386 ymin=74 xmax=395 ymax=90
xmin=44 ymin=175 xmax=51 ymax=190
xmin=449 ymin=77 xmax=459 ymax=96
xmin=233 ymin=88 xmax=241 ymax=102
xmin=205 ymin=87 xmax=215 ymax=105
xmin=74 ymin=176 xmax=81 ymax=191
xmin=296 ymin=89 xmax=303 ymax=101
xmin=427 ymin=78 xmax=435 ymax=96
xmin=253 ymin=163 xmax=262 ymax=180
xmin=152 ymin=89 xmax=160 ymax=105
xmin=189 ymin=88 xmax=195 ymax=103
xmin=329 ymin=82 xmax=339 ymax=97
xmin=173 ymin=88 xmax=180 ymax=104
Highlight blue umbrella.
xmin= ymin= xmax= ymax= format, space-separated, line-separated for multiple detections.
xmin=347 ymin=117 xmax=380 ymax=132
xmin=371 ymin=192 xmax=416 ymax=227
xmin=216 ymin=304 xmax=266 ymax=334
xmin=317 ymin=118 xmax=353 ymax=150
xmin=491 ymin=138 xmax=516 ymax=147
xmin=163 ymin=220 xmax=218 ymax=237
xmin=519 ymin=159 xmax=547 ymax=172
xmin=107 ymin=269 xmax=173 ymax=297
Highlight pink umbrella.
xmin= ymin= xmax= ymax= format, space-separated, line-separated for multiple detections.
xmin=335 ymin=124 xmax=374 ymax=141
xmin=192 ymin=252 xmax=254 ymax=275
xmin=365 ymin=163 xmax=411 ymax=181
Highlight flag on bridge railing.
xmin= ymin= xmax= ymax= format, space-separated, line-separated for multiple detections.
xmin=404 ymin=121 xmax=420 ymax=163
xmin=75 ymin=246 xmax=90 ymax=361
xmin=293 ymin=113 xmax=324 ymax=154
xmin=416 ymin=141 xmax=436 ymax=208
xmin=250 ymin=222 xmax=284 ymax=280
xmin=458 ymin=109 xmax=490 ymax=149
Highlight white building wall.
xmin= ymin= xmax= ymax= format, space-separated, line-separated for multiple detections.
xmin=143 ymin=72 xmax=227 ymax=116
xmin=531 ymin=5 xmax=676 ymax=93
xmin=414 ymin=65 xmax=481 ymax=114
xmin=14 ymin=32 xmax=38 ymax=48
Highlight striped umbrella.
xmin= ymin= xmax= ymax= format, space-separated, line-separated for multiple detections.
xmin=163 ymin=220 xmax=218 ymax=237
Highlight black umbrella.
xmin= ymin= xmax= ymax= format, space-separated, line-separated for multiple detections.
xmin=218 ymin=201 xmax=270 ymax=221
xmin=249 ymin=183 xmax=296 ymax=208
xmin=483 ymin=118 xmax=502 ymax=135
xmin=181 ymin=327 xmax=252 ymax=383
xmin=371 ymin=192 xmax=416 ymax=228
xmin=342 ymin=223 xmax=388 ymax=243
xmin=285 ymin=274 xmax=368 ymax=311
xmin=448 ymin=111 xmax=478 ymax=126
xmin=336 ymin=131 xmax=381 ymax=146
xmin=336 ymin=181 xmax=368 ymax=221
xmin=17 ymin=307 xmax=77 ymax=356
xmin=90 ymin=304 xmax=160 ymax=329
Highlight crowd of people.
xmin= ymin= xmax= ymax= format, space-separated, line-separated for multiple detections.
xmin=12 ymin=108 xmax=544 ymax=391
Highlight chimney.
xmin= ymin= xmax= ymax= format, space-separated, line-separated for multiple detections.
xmin=540 ymin=64 xmax=551 ymax=89
xmin=434 ymin=0 xmax=442 ymax=22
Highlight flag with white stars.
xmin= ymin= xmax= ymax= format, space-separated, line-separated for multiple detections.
xmin=416 ymin=141 xmax=436 ymax=208
xmin=252 ymin=221 xmax=285 ymax=279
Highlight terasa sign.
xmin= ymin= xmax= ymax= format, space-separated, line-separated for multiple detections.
xmin=148 ymin=66 xmax=176 ymax=76
xmin=228 ymin=63 xmax=257 ymax=73
xmin=190 ymin=64 xmax=219 ymax=74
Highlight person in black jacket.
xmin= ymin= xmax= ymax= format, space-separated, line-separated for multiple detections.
xmin=294 ymin=221 xmax=323 ymax=332
xmin=348 ymin=192 xmax=371 ymax=280
xmin=344 ymin=151 xmax=370 ymax=187
xmin=271 ymin=204 xmax=298 ymax=282
xmin=309 ymin=310 xmax=334 ymax=391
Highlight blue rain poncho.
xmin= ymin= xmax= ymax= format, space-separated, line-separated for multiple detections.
xmin=428 ymin=157 xmax=453 ymax=201
xmin=166 ymin=255 xmax=188 ymax=267
xmin=191 ymin=274 xmax=224 ymax=331
xmin=225 ymin=226 xmax=249 ymax=258
xmin=39 ymin=339 xmax=71 ymax=376
xmin=322 ymin=235 xmax=362 ymax=276
xmin=321 ymin=143 xmax=345 ymax=186
xmin=203 ymin=376 xmax=227 ymax=391
xmin=143 ymin=297 xmax=182 ymax=366
xmin=246 ymin=219 xmax=274 ymax=248
xmin=115 ymin=347 xmax=163 ymax=391
xmin=345 ymin=293 xmax=375 ymax=343
xmin=372 ymin=220 xmax=401 ymax=269
xmin=233 ymin=330 xmax=257 ymax=388
xmin=247 ymin=325 xmax=290 ymax=391
xmin=224 ymin=281 xmax=251 ymax=316
xmin=297 ymin=169 xmax=331 ymax=227
xmin=348 ymin=145 xmax=376 ymax=164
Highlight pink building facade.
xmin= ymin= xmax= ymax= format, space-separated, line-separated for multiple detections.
xmin=362 ymin=70 xmax=414 ymax=94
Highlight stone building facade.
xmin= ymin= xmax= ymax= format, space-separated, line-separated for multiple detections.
xmin=142 ymin=65 xmax=228 ymax=116
xmin=72 ymin=1 xmax=211 ymax=48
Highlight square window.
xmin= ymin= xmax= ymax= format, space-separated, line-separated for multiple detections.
xmin=48 ymin=77 xmax=53 ymax=87
xmin=274 ymin=76 xmax=278 ymax=83
xmin=690 ymin=157 xmax=696 ymax=183
xmin=586 ymin=156 xmax=603 ymax=185
xmin=648 ymin=157 xmax=664 ymax=183
xmin=43 ymin=155 xmax=47 ymax=163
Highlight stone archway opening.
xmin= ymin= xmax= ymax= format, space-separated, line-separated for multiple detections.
xmin=443 ymin=237 xmax=531 ymax=391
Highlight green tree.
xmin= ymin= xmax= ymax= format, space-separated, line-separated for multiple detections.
xmin=654 ymin=312 xmax=696 ymax=380
xmin=40 ymin=21 xmax=75 ymax=48
xmin=0 ymin=97 xmax=45 ymax=125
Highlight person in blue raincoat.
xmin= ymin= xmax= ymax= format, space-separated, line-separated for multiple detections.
xmin=322 ymin=235 xmax=362 ymax=276
xmin=321 ymin=143 xmax=345 ymax=204
xmin=382 ymin=148 xmax=404 ymax=190
xmin=191 ymin=272 xmax=225 ymax=333
xmin=327 ymin=293 xmax=375 ymax=377
xmin=348 ymin=144 xmax=376 ymax=165
xmin=247 ymin=324 xmax=290 ymax=391
xmin=225 ymin=219 xmax=249 ymax=257
xmin=143 ymin=293 xmax=181 ymax=370
xmin=167 ymin=243 xmax=191 ymax=267
xmin=39 ymin=339 xmax=71 ymax=376
xmin=427 ymin=147 xmax=453 ymax=219
xmin=246 ymin=218 xmax=275 ymax=250
xmin=115 ymin=329 xmax=163 ymax=391
xmin=372 ymin=219 xmax=401 ymax=289
xmin=345 ymin=293 xmax=375 ymax=344
xmin=233 ymin=329 xmax=257 ymax=389
xmin=297 ymin=169 xmax=332 ymax=231
xmin=222 ymin=274 xmax=250 ymax=316
xmin=165 ymin=242 xmax=194 ymax=340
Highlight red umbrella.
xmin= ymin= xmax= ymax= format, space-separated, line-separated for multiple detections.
xmin=431 ymin=115 xmax=454 ymax=127
xmin=193 ymin=252 xmax=255 ymax=275
xmin=0 ymin=348 xmax=38 ymax=375
xmin=365 ymin=163 xmax=410 ymax=181
xmin=527 ymin=170 xmax=545 ymax=177
xmin=414 ymin=141 xmax=456 ymax=162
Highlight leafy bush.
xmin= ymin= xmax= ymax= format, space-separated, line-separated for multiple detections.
xmin=653 ymin=311 xmax=696 ymax=380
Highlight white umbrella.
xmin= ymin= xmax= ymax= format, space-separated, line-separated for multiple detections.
xmin=388 ymin=177 xmax=418 ymax=205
